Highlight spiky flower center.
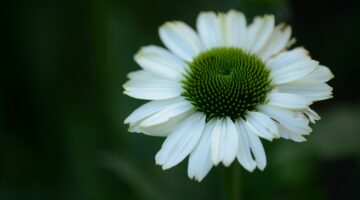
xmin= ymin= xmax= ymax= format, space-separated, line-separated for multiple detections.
xmin=182 ymin=47 xmax=271 ymax=121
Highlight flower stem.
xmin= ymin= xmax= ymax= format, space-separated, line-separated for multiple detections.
xmin=227 ymin=163 xmax=241 ymax=200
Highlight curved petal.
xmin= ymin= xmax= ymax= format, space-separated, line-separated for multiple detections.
xmin=235 ymin=119 xmax=257 ymax=171
xmin=270 ymin=57 xmax=319 ymax=84
xmin=245 ymin=111 xmax=279 ymax=141
xmin=244 ymin=15 xmax=274 ymax=53
xmin=225 ymin=10 xmax=247 ymax=48
xmin=131 ymin=110 xmax=192 ymax=137
xmin=159 ymin=21 xmax=204 ymax=61
xmin=134 ymin=45 xmax=188 ymax=81
xmin=304 ymin=107 xmax=321 ymax=124
xmin=123 ymin=78 xmax=182 ymax=100
xmin=268 ymin=92 xmax=312 ymax=109
xmin=188 ymin=121 xmax=214 ymax=182
xmin=266 ymin=47 xmax=309 ymax=71
xmin=304 ymin=65 xmax=334 ymax=82
xmin=124 ymin=97 xmax=186 ymax=125
xmin=210 ymin=117 xmax=238 ymax=166
xmin=258 ymin=23 xmax=292 ymax=60
xmin=258 ymin=104 xmax=312 ymax=135
xmin=242 ymin=122 xmax=267 ymax=170
xmin=197 ymin=11 xmax=225 ymax=49
xmin=155 ymin=113 xmax=206 ymax=170
xmin=277 ymin=80 xmax=333 ymax=101
xmin=278 ymin=125 xmax=307 ymax=142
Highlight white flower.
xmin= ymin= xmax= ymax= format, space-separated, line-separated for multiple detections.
xmin=123 ymin=10 xmax=333 ymax=182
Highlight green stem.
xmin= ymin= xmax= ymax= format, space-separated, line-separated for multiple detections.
xmin=227 ymin=164 xmax=241 ymax=200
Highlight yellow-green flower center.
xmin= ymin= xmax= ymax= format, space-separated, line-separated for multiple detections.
xmin=182 ymin=47 xmax=271 ymax=121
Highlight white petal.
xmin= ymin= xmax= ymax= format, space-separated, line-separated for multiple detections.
xmin=258 ymin=23 xmax=292 ymax=60
xmin=124 ymin=97 xmax=186 ymax=124
xmin=132 ymin=110 xmax=192 ymax=137
xmin=159 ymin=21 xmax=204 ymax=62
xmin=245 ymin=111 xmax=279 ymax=141
xmin=304 ymin=107 xmax=321 ymax=123
xmin=225 ymin=10 xmax=247 ymax=48
xmin=242 ymin=123 xmax=267 ymax=170
xmin=278 ymin=125 xmax=307 ymax=142
xmin=123 ymin=78 xmax=182 ymax=100
xmin=277 ymin=80 xmax=333 ymax=101
xmin=139 ymin=100 xmax=193 ymax=127
xmin=188 ymin=122 xmax=214 ymax=182
xmin=305 ymin=65 xmax=334 ymax=82
xmin=155 ymin=113 xmax=206 ymax=170
xmin=244 ymin=15 xmax=274 ymax=53
xmin=259 ymin=104 xmax=312 ymax=135
xmin=210 ymin=117 xmax=238 ymax=166
xmin=235 ymin=119 xmax=257 ymax=171
xmin=271 ymin=57 xmax=319 ymax=84
xmin=268 ymin=92 xmax=312 ymax=109
xmin=266 ymin=47 xmax=309 ymax=71
xmin=197 ymin=11 xmax=225 ymax=49
xmin=134 ymin=45 xmax=188 ymax=81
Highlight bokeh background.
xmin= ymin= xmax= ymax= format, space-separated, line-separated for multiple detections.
xmin=2 ymin=0 xmax=360 ymax=199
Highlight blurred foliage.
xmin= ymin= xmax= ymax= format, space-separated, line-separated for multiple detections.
xmin=1 ymin=0 xmax=360 ymax=199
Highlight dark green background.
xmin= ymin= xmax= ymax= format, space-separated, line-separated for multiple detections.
xmin=2 ymin=0 xmax=360 ymax=199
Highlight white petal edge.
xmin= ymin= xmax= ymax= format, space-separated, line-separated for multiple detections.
xmin=277 ymin=80 xmax=333 ymax=101
xmin=245 ymin=111 xmax=279 ymax=141
xmin=155 ymin=113 xmax=206 ymax=170
xmin=244 ymin=15 xmax=274 ymax=53
xmin=225 ymin=10 xmax=247 ymax=48
xmin=159 ymin=21 xmax=204 ymax=62
xmin=258 ymin=104 xmax=312 ymax=135
xmin=123 ymin=78 xmax=182 ymax=100
xmin=235 ymin=119 xmax=257 ymax=171
xmin=124 ymin=97 xmax=186 ymax=125
xmin=188 ymin=121 xmax=214 ymax=182
xmin=196 ymin=11 xmax=225 ymax=49
xmin=242 ymin=122 xmax=267 ymax=170
xmin=304 ymin=65 xmax=334 ymax=82
xmin=268 ymin=92 xmax=312 ymax=109
xmin=270 ymin=57 xmax=319 ymax=84
xmin=134 ymin=45 xmax=188 ymax=81
xmin=258 ymin=23 xmax=292 ymax=60
xmin=210 ymin=117 xmax=238 ymax=166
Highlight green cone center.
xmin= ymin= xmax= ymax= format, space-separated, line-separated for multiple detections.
xmin=182 ymin=47 xmax=271 ymax=121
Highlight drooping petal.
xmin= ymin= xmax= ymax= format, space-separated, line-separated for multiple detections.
xmin=139 ymin=100 xmax=193 ymax=127
xmin=259 ymin=104 xmax=312 ymax=135
xmin=134 ymin=111 xmax=190 ymax=137
xmin=242 ymin=123 xmax=267 ymax=170
xmin=258 ymin=23 xmax=292 ymax=60
xmin=278 ymin=125 xmax=307 ymax=142
xmin=245 ymin=111 xmax=279 ymax=141
xmin=277 ymin=80 xmax=333 ymax=101
xmin=304 ymin=107 xmax=321 ymax=123
xmin=134 ymin=45 xmax=188 ymax=81
xmin=225 ymin=10 xmax=247 ymax=48
xmin=124 ymin=97 xmax=186 ymax=125
xmin=304 ymin=65 xmax=334 ymax=82
xmin=243 ymin=15 xmax=274 ymax=53
xmin=210 ymin=117 xmax=238 ymax=166
xmin=159 ymin=21 xmax=204 ymax=61
xmin=155 ymin=113 xmax=206 ymax=170
xmin=268 ymin=92 xmax=312 ymax=109
xmin=270 ymin=57 xmax=319 ymax=84
xmin=266 ymin=47 xmax=309 ymax=71
xmin=123 ymin=78 xmax=182 ymax=100
xmin=197 ymin=11 xmax=225 ymax=49
xmin=188 ymin=121 xmax=214 ymax=182
xmin=235 ymin=119 xmax=257 ymax=171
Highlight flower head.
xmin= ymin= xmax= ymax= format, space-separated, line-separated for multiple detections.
xmin=124 ymin=10 xmax=333 ymax=181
